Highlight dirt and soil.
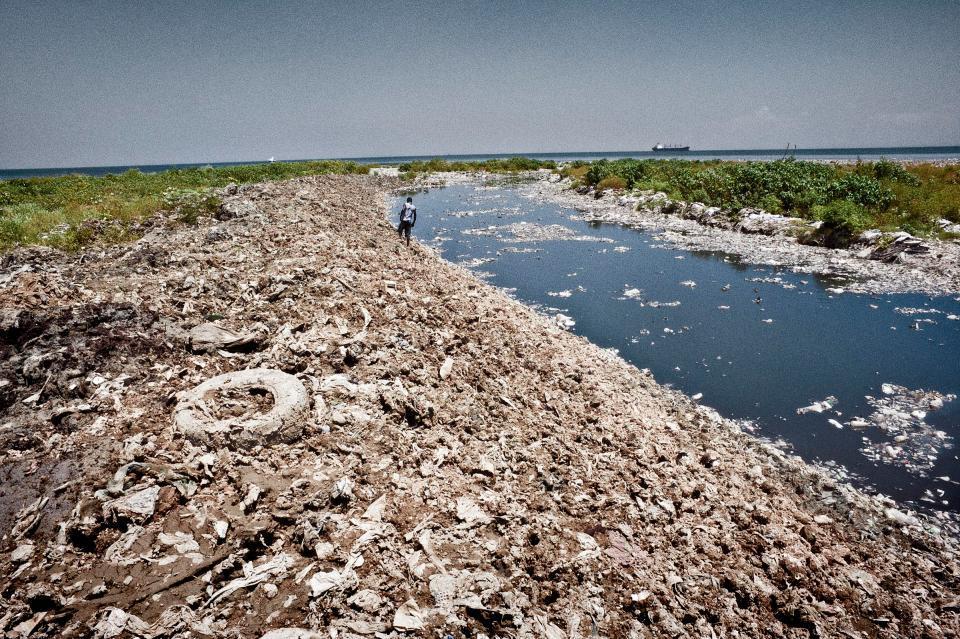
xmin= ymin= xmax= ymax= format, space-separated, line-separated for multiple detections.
xmin=0 ymin=174 xmax=958 ymax=638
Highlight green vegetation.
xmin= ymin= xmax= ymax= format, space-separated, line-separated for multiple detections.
xmin=575 ymin=157 xmax=960 ymax=242
xmin=398 ymin=157 xmax=556 ymax=175
xmin=4 ymin=154 xmax=956 ymax=253
xmin=0 ymin=160 xmax=369 ymax=251
xmin=595 ymin=176 xmax=627 ymax=192
xmin=808 ymin=200 xmax=872 ymax=247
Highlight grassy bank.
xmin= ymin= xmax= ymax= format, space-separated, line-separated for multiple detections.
xmin=5 ymin=155 xmax=956 ymax=253
xmin=0 ymin=160 xmax=369 ymax=251
xmin=565 ymin=158 xmax=960 ymax=242
xmin=398 ymin=156 xmax=556 ymax=178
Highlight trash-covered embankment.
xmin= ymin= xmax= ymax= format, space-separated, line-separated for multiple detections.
xmin=520 ymin=174 xmax=960 ymax=296
xmin=0 ymin=175 xmax=958 ymax=637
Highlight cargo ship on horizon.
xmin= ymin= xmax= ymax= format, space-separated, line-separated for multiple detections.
xmin=652 ymin=143 xmax=690 ymax=152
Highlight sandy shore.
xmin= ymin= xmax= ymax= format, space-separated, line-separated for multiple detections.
xmin=0 ymin=175 xmax=958 ymax=637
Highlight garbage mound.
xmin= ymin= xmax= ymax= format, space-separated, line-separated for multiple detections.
xmin=1 ymin=175 xmax=958 ymax=638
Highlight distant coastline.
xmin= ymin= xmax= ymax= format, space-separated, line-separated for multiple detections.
xmin=3 ymin=145 xmax=960 ymax=180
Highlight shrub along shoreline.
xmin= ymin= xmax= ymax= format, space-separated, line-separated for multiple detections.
xmin=562 ymin=157 xmax=960 ymax=245
xmin=2 ymin=156 xmax=956 ymax=252
xmin=396 ymin=156 xmax=556 ymax=180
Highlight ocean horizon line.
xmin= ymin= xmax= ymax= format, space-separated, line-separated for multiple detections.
xmin=3 ymin=144 xmax=960 ymax=179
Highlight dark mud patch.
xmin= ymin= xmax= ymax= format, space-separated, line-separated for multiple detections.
xmin=0 ymin=453 xmax=104 ymax=543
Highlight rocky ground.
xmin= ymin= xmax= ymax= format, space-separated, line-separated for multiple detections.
xmin=1 ymin=174 xmax=958 ymax=638
xmin=517 ymin=174 xmax=960 ymax=297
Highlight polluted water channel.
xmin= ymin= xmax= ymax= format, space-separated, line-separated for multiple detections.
xmin=397 ymin=181 xmax=960 ymax=517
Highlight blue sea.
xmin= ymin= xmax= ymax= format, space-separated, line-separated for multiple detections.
xmin=2 ymin=146 xmax=959 ymax=181
xmin=408 ymin=183 xmax=960 ymax=514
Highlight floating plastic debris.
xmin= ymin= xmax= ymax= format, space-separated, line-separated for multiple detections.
xmin=894 ymin=307 xmax=943 ymax=316
xmin=797 ymin=396 xmax=838 ymax=415
xmin=553 ymin=313 xmax=576 ymax=330
xmin=857 ymin=384 xmax=956 ymax=474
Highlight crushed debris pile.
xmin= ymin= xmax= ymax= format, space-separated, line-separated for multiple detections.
xmin=1 ymin=175 xmax=959 ymax=637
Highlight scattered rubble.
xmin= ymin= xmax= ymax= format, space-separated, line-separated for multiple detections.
xmin=856 ymin=230 xmax=931 ymax=262
xmin=521 ymin=177 xmax=960 ymax=295
xmin=0 ymin=175 xmax=958 ymax=637
xmin=552 ymin=313 xmax=576 ymax=330
xmin=188 ymin=322 xmax=265 ymax=354
xmin=735 ymin=210 xmax=804 ymax=235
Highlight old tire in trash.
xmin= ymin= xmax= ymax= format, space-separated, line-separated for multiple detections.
xmin=173 ymin=368 xmax=309 ymax=448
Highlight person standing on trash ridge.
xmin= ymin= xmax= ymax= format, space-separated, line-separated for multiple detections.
xmin=398 ymin=196 xmax=417 ymax=247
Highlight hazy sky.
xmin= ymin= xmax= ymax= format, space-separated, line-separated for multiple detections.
xmin=1 ymin=0 xmax=958 ymax=167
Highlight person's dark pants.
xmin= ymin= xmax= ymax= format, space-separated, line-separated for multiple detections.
xmin=398 ymin=220 xmax=413 ymax=244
